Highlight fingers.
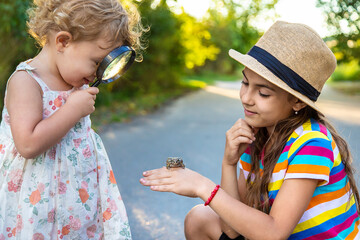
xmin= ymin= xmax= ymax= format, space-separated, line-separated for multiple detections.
xmin=232 ymin=128 xmax=255 ymax=142
xmin=140 ymin=167 xmax=185 ymax=192
xmin=85 ymin=87 xmax=97 ymax=101
xmin=232 ymin=118 xmax=252 ymax=132
xmin=140 ymin=176 xmax=173 ymax=187
xmin=141 ymin=167 xmax=170 ymax=183
xmin=87 ymin=87 xmax=99 ymax=95
xmin=143 ymin=166 xmax=185 ymax=177
xmin=231 ymin=135 xmax=254 ymax=145
xmin=227 ymin=120 xmax=256 ymax=143
xmin=142 ymin=167 xmax=168 ymax=177
xmin=140 ymin=167 xmax=199 ymax=196
xmin=140 ymin=178 xmax=174 ymax=192
xmin=149 ymin=185 xmax=173 ymax=192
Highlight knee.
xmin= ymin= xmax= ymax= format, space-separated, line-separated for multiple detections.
xmin=184 ymin=204 xmax=212 ymax=235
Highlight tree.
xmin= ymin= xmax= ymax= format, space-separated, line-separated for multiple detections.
xmin=198 ymin=0 xmax=278 ymax=75
xmin=0 ymin=0 xmax=37 ymax=107
xmin=316 ymin=0 xmax=360 ymax=63
xmin=110 ymin=0 xmax=221 ymax=95
xmin=177 ymin=12 xmax=220 ymax=70
xmin=112 ymin=0 xmax=186 ymax=95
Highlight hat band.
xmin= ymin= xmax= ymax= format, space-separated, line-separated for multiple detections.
xmin=247 ymin=46 xmax=320 ymax=101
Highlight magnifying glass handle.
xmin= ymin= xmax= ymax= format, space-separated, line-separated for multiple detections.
xmin=90 ymin=79 xmax=101 ymax=87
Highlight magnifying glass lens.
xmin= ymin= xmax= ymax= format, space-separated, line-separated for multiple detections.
xmin=91 ymin=45 xmax=135 ymax=87
xmin=102 ymin=51 xmax=133 ymax=80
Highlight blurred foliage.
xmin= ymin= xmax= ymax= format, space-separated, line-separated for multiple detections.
xmin=331 ymin=60 xmax=360 ymax=82
xmin=0 ymin=0 xmax=277 ymax=111
xmin=316 ymin=0 xmax=360 ymax=64
xmin=178 ymin=12 xmax=220 ymax=69
xmin=183 ymin=72 xmax=240 ymax=85
xmin=1 ymin=0 xmax=359 ymax=123
xmin=196 ymin=0 xmax=277 ymax=75
xmin=0 ymin=0 xmax=37 ymax=107
xmin=114 ymin=0 xmax=186 ymax=95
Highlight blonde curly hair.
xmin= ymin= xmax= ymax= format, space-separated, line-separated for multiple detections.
xmin=27 ymin=0 xmax=146 ymax=60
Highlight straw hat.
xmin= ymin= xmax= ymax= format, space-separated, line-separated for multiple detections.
xmin=229 ymin=21 xmax=337 ymax=113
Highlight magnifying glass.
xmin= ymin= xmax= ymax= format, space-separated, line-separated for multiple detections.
xmin=91 ymin=45 xmax=136 ymax=87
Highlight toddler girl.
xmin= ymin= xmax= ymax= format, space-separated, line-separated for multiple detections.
xmin=0 ymin=0 xmax=144 ymax=239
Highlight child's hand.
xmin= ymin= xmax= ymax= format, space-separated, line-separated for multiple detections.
xmin=223 ymin=118 xmax=258 ymax=166
xmin=66 ymin=87 xmax=99 ymax=117
xmin=140 ymin=167 xmax=214 ymax=199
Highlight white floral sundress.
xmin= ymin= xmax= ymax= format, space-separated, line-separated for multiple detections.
xmin=0 ymin=61 xmax=132 ymax=239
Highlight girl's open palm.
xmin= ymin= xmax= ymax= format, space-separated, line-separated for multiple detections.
xmin=223 ymin=119 xmax=257 ymax=166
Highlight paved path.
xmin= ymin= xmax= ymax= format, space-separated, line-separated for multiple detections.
xmin=100 ymin=82 xmax=360 ymax=240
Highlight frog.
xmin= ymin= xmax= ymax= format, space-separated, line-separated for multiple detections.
xmin=166 ymin=157 xmax=185 ymax=169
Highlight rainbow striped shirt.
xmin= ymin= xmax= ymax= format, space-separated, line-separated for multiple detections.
xmin=239 ymin=118 xmax=359 ymax=239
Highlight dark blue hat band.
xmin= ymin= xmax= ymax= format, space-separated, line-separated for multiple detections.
xmin=247 ymin=46 xmax=320 ymax=101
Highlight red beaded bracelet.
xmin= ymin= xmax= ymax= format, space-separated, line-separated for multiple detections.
xmin=204 ymin=185 xmax=220 ymax=206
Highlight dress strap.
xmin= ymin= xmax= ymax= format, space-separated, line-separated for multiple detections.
xmin=13 ymin=60 xmax=50 ymax=92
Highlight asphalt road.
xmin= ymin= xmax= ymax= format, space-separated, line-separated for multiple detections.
xmin=99 ymin=82 xmax=360 ymax=240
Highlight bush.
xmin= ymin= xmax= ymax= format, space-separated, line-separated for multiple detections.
xmin=331 ymin=60 xmax=360 ymax=82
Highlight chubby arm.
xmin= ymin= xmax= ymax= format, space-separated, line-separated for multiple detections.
xmin=141 ymin=167 xmax=317 ymax=240
xmin=6 ymin=71 xmax=98 ymax=158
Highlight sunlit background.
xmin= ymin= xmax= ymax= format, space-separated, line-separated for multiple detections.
xmin=0 ymin=0 xmax=360 ymax=112
xmin=121 ymin=0 xmax=358 ymax=93
xmin=173 ymin=0 xmax=328 ymax=36
xmin=0 ymin=0 xmax=359 ymax=239
xmin=0 ymin=0 xmax=359 ymax=123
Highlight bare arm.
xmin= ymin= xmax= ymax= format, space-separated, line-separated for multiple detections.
xmin=204 ymin=178 xmax=317 ymax=239
xmin=141 ymin=116 xmax=317 ymax=239
xmin=219 ymin=118 xmax=255 ymax=237
xmin=220 ymin=168 xmax=248 ymax=238
xmin=6 ymin=71 xmax=98 ymax=158
xmin=141 ymin=167 xmax=317 ymax=240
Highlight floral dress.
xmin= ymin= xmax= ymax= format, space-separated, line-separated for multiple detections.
xmin=0 ymin=61 xmax=132 ymax=239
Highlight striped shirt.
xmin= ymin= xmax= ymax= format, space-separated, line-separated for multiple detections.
xmin=239 ymin=118 xmax=359 ymax=239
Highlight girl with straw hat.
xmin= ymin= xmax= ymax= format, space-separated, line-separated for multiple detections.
xmin=140 ymin=21 xmax=360 ymax=239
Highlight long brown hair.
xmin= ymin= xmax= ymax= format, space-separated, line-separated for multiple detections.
xmin=244 ymin=105 xmax=360 ymax=215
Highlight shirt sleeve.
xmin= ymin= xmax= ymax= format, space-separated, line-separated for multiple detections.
xmin=239 ymin=147 xmax=251 ymax=170
xmin=285 ymin=131 xmax=334 ymax=185
xmin=238 ymin=146 xmax=252 ymax=180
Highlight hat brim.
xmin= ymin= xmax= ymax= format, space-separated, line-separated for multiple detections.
xmin=229 ymin=49 xmax=322 ymax=114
